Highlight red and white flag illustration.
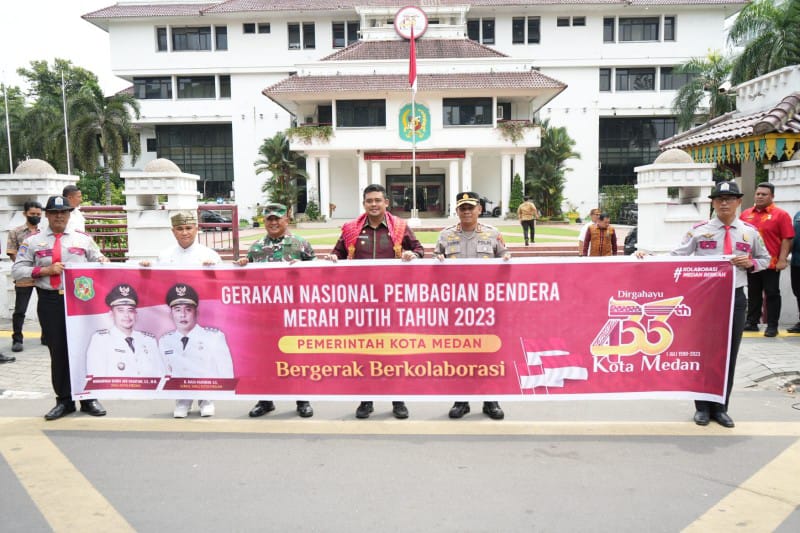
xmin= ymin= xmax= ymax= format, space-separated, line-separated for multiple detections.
xmin=519 ymin=338 xmax=589 ymax=389
xmin=409 ymin=27 xmax=417 ymax=94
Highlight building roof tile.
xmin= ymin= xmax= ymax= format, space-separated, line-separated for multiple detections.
xmin=322 ymin=39 xmax=505 ymax=61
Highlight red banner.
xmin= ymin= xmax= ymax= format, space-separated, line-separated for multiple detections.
xmin=64 ymin=258 xmax=734 ymax=402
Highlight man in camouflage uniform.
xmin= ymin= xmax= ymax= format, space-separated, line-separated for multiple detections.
xmin=434 ymin=191 xmax=510 ymax=420
xmin=236 ymin=203 xmax=315 ymax=418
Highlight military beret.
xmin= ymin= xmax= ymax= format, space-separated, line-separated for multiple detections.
xmin=44 ymin=195 xmax=75 ymax=212
xmin=170 ymin=210 xmax=197 ymax=227
xmin=455 ymin=191 xmax=480 ymax=207
xmin=166 ymin=283 xmax=199 ymax=307
xmin=263 ymin=203 xmax=288 ymax=218
xmin=106 ymin=284 xmax=138 ymax=307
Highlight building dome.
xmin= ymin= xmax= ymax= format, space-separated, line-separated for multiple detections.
xmin=14 ymin=159 xmax=57 ymax=175
xmin=654 ymin=149 xmax=693 ymax=164
xmin=144 ymin=158 xmax=182 ymax=173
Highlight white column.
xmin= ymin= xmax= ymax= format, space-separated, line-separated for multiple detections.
xmin=319 ymin=154 xmax=331 ymax=219
xmin=370 ymin=161 xmax=381 ymax=185
xmin=448 ymin=159 xmax=459 ymax=217
xmin=462 ymin=151 xmax=472 ymax=192
xmin=513 ymin=152 xmax=526 ymax=194
xmin=358 ymin=153 xmax=368 ymax=203
xmin=306 ymin=155 xmax=318 ymax=206
xmin=500 ymin=153 xmax=512 ymax=217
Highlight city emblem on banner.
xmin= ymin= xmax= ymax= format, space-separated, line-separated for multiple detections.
xmin=73 ymin=276 xmax=96 ymax=301
xmin=399 ymin=103 xmax=430 ymax=142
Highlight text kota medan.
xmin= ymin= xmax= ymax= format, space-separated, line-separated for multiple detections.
xmin=220 ymin=282 xmax=560 ymax=328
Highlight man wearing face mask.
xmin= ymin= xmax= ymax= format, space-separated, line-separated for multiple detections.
xmin=6 ymin=200 xmax=44 ymax=355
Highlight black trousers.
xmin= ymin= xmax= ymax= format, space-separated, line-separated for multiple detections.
xmin=12 ymin=285 xmax=35 ymax=343
xmin=696 ymin=287 xmax=746 ymax=413
xmin=746 ymin=269 xmax=781 ymax=328
xmin=520 ymin=220 xmax=535 ymax=243
xmin=36 ymin=288 xmax=72 ymax=403
xmin=791 ymin=265 xmax=800 ymax=318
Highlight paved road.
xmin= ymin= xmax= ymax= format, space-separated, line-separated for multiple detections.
xmin=1 ymin=321 xmax=799 ymax=532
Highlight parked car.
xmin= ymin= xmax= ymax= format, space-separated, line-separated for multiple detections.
xmin=623 ymin=226 xmax=638 ymax=255
xmin=617 ymin=203 xmax=638 ymax=226
xmin=200 ymin=210 xmax=232 ymax=231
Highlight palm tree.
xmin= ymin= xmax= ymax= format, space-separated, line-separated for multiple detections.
xmin=254 ymin=132 xmax=307 ymax=218
xmin=671 ymin=51 xmax=735 ymax=131
xmin=526 ymin=119 xmax=580 ymax=218
xmin=728 ymin=0 xmax=800 ymax=84
xmin=70 ymin=81 xmax=140 ymax=204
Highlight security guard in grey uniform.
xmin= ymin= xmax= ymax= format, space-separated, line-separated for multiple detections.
xmin=85 ymin=284 xmax=164 ymax=378
xmin=434 ymin=191 xmax=510 ymax=420
xmin=639 ymin=181 xmax=770 ymax=428
xmin=12 ymin=195 xmax=109 ymax=420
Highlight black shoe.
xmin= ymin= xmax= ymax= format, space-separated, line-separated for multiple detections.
xmin=448 ymin=402 xmax=471 ymax=419
xmin=482 ymin=401 xmax=504 ymax=420
xmin=79 ymin=399 xmax=107 ymax=416
xmin=392 ymin=401 xmax=409 ymax=419
xmin=788 ymin=323 xmax=800 ymax=334
xmin=356 ymin=401 xmax=374 ymax=419
xmin=11 ymin=342 xmax=23 ymax=353
xmin=249 ymin=400 xmax=275 ymax=417
xmin=712 ymin=411 xmax=735 ymax=428
xmin=693 ymin=409 xmax=710 ymax=426
xmin=296 ymin=401 xmax=313 ymax=418
xmin=764 ymin=327 xmax=778 ymax=337
xmin=0 ymin=353 xmax=16 ymax=363
xmin=44 ymin=402 xmax=76 ymax=421
xmin=743 ymin=323 xmax=759 ymax=332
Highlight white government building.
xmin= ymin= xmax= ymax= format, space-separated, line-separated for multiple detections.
xmin=82 ymin=0 xmax=746 ymax=220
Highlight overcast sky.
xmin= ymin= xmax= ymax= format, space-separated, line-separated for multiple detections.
xmin=1 ymin=0 xmax=129 ymax=95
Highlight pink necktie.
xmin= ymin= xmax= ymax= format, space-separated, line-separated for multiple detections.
xmin=50 ymin=233 xmax=62 ymax=289
xmin=723 ymin=226 xmax=733 ymax=255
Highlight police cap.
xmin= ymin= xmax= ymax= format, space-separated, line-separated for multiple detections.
xmin=44 ymin=195 xmax=75 ymax=212
xmin=455 ymin=192 xmax=480 ymax=208
xmin=105 ymin=284 xmax=138 ymax=307
xmin=166 ymin=283 xmax=199 ymax=307
xmin=708 ymin=181 xmax=743 ymax=199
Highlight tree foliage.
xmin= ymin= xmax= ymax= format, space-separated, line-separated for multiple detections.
xmin=255 ymin=132 xmax=308 ymax=218
xmin=509 ymin=173 xmax=524 ymax=214
xmin=526 ymin=119 xmax=580 ymax=218
xmin=728 ymin=0 xmax=800 ymax=84
xmin=671 ymin=51 xmax=735 ymax=131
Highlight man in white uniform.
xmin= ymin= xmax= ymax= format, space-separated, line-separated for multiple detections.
xmin=141 ymin=210 xmax=224 ymax=417
xmin=85 ymin=284 xmax=163 ymax=378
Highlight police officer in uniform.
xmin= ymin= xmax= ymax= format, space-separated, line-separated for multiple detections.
xmin=141 ymin=210 xmax=224 ymax=417
xmin=160 ymin=283 xmax=234 ymax=416
xmin=639 ymin=181 xmax=770 ymax=427
xmin=85 ymin=284 xmax=164 ymax=378
xmin=434 ymin=191 xmax=510 ymax=420
xmin=235 ymin=203 xmax=315 ymax=418
xmin=12 ymin=195 xmax=109 ymax=420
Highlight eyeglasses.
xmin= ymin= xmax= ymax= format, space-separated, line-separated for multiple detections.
xmin=713 ymin=196 xmax=739 ymax=203
xmin=457 ymin=205 xmax=477 ymax=211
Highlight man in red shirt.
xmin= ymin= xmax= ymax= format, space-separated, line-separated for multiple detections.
xmin=739 ymin=182 xmax=795 ymax=337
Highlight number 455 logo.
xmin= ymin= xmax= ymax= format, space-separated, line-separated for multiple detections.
xmin=590 ymin=297 xmax=691 ymax=357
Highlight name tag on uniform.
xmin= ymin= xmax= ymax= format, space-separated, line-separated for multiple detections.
xmin=699 ymin=241 xmax=717 ymax=249
xmin=476 ymin=243 xmax=492 ymax=253
xmin=736 ymin=242 xmax=751 ymax=253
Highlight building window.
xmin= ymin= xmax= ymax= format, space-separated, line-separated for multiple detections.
xmin=660 ymin=67 xmax=693 ymax=91
xmin=156 ymin=27 xmax=168 ymax=51
xmin=599 ymin=117 xmax=677 ymax=186
xmin=336 ymin=99 xmax=386 ymax=127
xmin=467 ymin=18 xmax=494 ymax=44
xmin=599 ymin=69 xmax=611 ymax=92
xmin=172 ymin=26 xmax=212 ymax=51
xmin=303 ymin=23 xmax=315 ymax=49
xmin=288 ymin=22 xmax=315 ymax=49
xmin=333 ymin=21 xmax=359 ymax=47
xmin=512 ymin=17 xmax=540 ymax=44
xmin=258 ymin=23 xmax=270 ymax=34
xmin=557 ymin=17 xmax=570 ymax=27
xmin=615 ymin=68 xmax=656 ymax=91
xmin=618 ymin=17 xmax=659 ymax=42
xmin=177 ymin=76 xmax=216 ymax=99
xmin=243 ymin=23 xmax=255 ymax=34
xmin=219 ymin=75 xmax=231 ymax=98
xmin=288 ymin=23 xmax=301 ymax=49
xmin=133 ymin=77 xmax=172 ymax=99
xmin=664 ymin=16 xmax=676 ymax=41
xmin=573 ymin=17 xmax=586 ymax=27
xmin=156 ymin=124 xmax=234 ymax=196
xmin=215 ymin=26 xmax=227 ymax=50
xmin=603 ymin=18 xmax=615 ymax=42
xmin=443 ymin=97 xmax=493 ymax=126
xmin=146 ymin=138 xmax=157 ymax=152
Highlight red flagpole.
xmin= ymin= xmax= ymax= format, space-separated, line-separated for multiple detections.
xmin=409 ymin=26 xmax=417 ymax=220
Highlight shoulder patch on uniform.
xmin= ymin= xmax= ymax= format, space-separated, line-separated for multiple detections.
xmin=202 ymin=326 xmax=221 ymax=333
xmin=96 ymin=329 xmax=110 ymax=335
xmin=691 ymin=221 xmax=707 ymax=229
xmin=140 ymin=331 xmax=156 ymax=338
